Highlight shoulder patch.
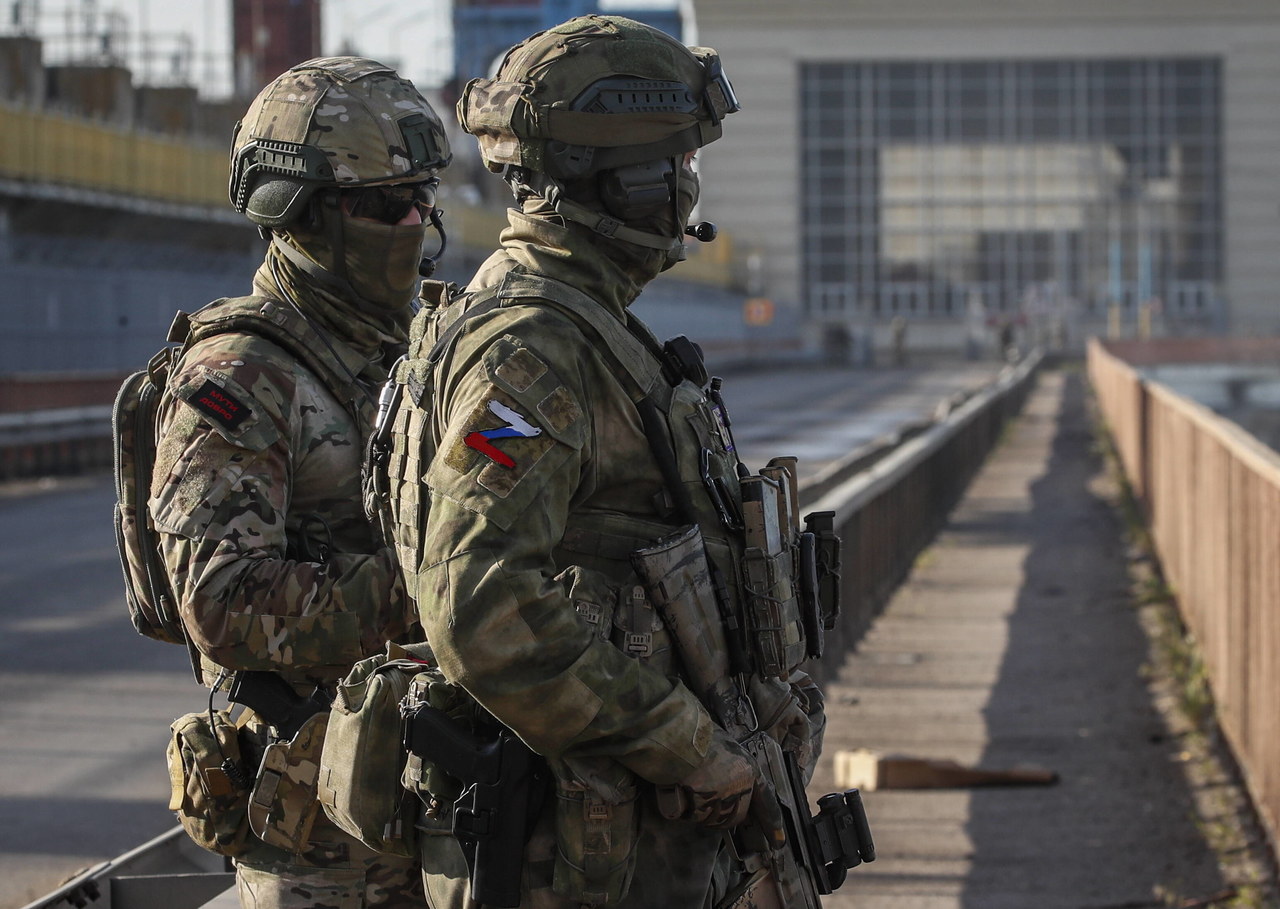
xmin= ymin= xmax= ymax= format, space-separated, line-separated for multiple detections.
xmin=170 ymin=354 xmax=282 ymax=453
xmin=480 ymin=335 xmax=585 ymax=450
xmin=187 ymin=379 xmax=252 ymax=432
xmin=435 ymin=383 xmax=561 ymax=502
xmin=465 ymin=400 xmax=543 ymax=469
xmin=494 ymin=347 xmax=548 ymax=393
xmin=538 ymin=386 xmax=581 ymax=435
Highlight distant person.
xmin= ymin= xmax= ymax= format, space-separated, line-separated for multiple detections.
xmin=998 ymin=317 xmax=1016 ymax=362
xmin=148 ymin=57 xmax=449 ymax=908
xmin=891 ymin=314 xmax=908 ymax=365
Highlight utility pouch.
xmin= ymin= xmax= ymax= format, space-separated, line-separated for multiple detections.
xmin=319 ymin=641 xmax=436 ymax=857
xmin=166 ymin=708 xmax=254 ymax=857
xmin=740 ymin=460 xmax=807 ymax=678
xmin=551 ymin=761 xmax=640 ymax=907
xmin=802 ymin=511 xmax=842 ymax=632
xmin=631 ymin=525 xmax=755 ymax=732
xmin=248 ymin=711 xmax=328 ymax=854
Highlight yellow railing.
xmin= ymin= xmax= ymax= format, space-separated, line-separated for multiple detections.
xmin=1088 ymin=337 xmax=1280 ymax=854
xmin=0 ymin=101 xmax=226 ymax=206
xmin=0 ymin=100 xmax=741 ymax=288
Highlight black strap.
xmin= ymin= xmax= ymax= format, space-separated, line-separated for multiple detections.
xmin=636 ymin=397 xmax=699 ymax=526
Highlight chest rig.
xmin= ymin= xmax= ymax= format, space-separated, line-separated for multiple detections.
xmin=366 ymin=270 xmax=839 ymax=687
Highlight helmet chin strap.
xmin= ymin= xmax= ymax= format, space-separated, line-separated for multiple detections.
xmin=514 ymin=171 xmax=690 ymax=264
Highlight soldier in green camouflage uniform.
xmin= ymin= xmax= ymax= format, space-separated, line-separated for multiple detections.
xmin=380 ymin=17 xmax=825 ymax=908
xmin=150 ymin=57 xmax=450 ymax=908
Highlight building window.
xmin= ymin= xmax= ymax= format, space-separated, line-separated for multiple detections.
xmin=800 ymin=58 xmax=1224 ymax=326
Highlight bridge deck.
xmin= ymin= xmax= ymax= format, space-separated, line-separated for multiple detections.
xmin=811 ymin=368 xmax=1246 ymax=908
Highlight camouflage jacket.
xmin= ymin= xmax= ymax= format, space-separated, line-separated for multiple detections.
xmin=391 ymin=212 xmax=829 ymax=906
xmin=389 ymin=215 xmax=733 ymax=786
xmin=151 ymin=295 xmax=414 ymax=690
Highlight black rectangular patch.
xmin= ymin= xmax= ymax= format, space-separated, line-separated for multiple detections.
xmin=188 ymin=379 xmax=252 ymax=431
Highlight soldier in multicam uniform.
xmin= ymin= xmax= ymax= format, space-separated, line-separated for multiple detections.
xmin=150 ymin=57 xmax=450 ymax=908
xmin=377 ymin=16 xmax=828 ymax=909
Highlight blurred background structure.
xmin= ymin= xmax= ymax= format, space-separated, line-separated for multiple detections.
xmin=694 ymin=0 xmax=1280 ymax=350
xmin=5 ymin=1 xmax=1279 ymax=365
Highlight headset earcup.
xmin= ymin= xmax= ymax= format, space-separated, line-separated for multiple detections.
xmin=599 ymin=159 xmax=674 ymax=221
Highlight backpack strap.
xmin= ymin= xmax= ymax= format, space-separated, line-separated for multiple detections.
xmin=113 ymin=347 xmax=205 ymax=679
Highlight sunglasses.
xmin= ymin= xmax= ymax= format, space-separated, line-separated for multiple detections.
xmin=342 ymin=180 xmax=438 ymax=224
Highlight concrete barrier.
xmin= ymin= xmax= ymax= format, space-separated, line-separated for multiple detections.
xmin=0 ymin=406 xmax=114 ymax=481
xmin=801 ymin=352 xmax=1042 ymax=682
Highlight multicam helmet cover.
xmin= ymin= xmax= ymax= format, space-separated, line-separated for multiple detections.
xmin=457 ymin=15 xmax=739 ymax=180
xmin=230 ymin=56 xmax=452 ymax=228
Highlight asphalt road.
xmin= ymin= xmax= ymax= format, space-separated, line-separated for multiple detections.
xmin=0 ymin=357 xmax=1002 ymax=907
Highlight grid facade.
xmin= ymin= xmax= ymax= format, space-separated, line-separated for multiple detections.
xmin=801 ymin=59 xmax=1224 ymax=328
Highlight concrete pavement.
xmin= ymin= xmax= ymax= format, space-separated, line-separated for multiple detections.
xmin=810 ymin=367 xmax=1234 ymax=908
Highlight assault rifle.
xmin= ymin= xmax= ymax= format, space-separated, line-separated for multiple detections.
xmin=402 ymin=703 xmax=547 ymax=908
xmin=229 ymin=670 xmax=331 ymax=740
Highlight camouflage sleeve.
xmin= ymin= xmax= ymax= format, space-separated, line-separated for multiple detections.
xmin=415 ymin=314 xmax=714 ymax=786
xmin=151 ymin=334 xmax=410 ymax=676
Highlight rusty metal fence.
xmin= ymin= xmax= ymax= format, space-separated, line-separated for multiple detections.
xmin=1088 ymin=337 xmax=1280 ymax=852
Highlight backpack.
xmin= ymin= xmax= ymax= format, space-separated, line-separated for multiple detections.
xmin=112 ymin=295 xmax=376 ymax=678
xmin=113 ymin=345 xmax=192 ymax=653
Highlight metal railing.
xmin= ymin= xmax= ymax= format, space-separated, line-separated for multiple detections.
xmin=0 ymin=101 xmax=226 ymax=207
xmin=1088 ymin=337 xmax=1280 ymax=855
xmin=802 ymin=352 xmax=1042 ymax=679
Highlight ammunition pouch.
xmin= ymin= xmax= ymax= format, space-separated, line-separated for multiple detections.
xmin=166 ymin=708 xmax=255 ymax=857
xmin=318 ymin=640 xmax=437 ymax=857
xmin=551 ymin=759 xmax=640 ymax=907
xmin=739 ymin=461 xmax=807 ymax=677
xmin=247 ymin=711 xmax=328 ymax=854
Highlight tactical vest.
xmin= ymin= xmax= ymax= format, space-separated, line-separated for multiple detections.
xmin=369 ymin=269 xmax=833 ymax=685
xmin=113 ymin=294 xmax=379 ymax=680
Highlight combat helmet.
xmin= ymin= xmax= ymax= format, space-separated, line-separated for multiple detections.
xmin=456 ymin=15 xmax=739 ymax=261
xmin=229 ymin=56 xmax=452 ymax=276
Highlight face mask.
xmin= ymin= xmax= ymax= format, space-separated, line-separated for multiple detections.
xmin=674 ymin=165 xmax=700 ymax=230
xmin=340 ymin=215 xmax=429 ymax=309
xmin=655 ymin=165 xmax=701 ymax=272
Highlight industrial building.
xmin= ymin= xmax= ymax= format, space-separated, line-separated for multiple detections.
xmin=693 ymin=0 xmax=1280 ymax=350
